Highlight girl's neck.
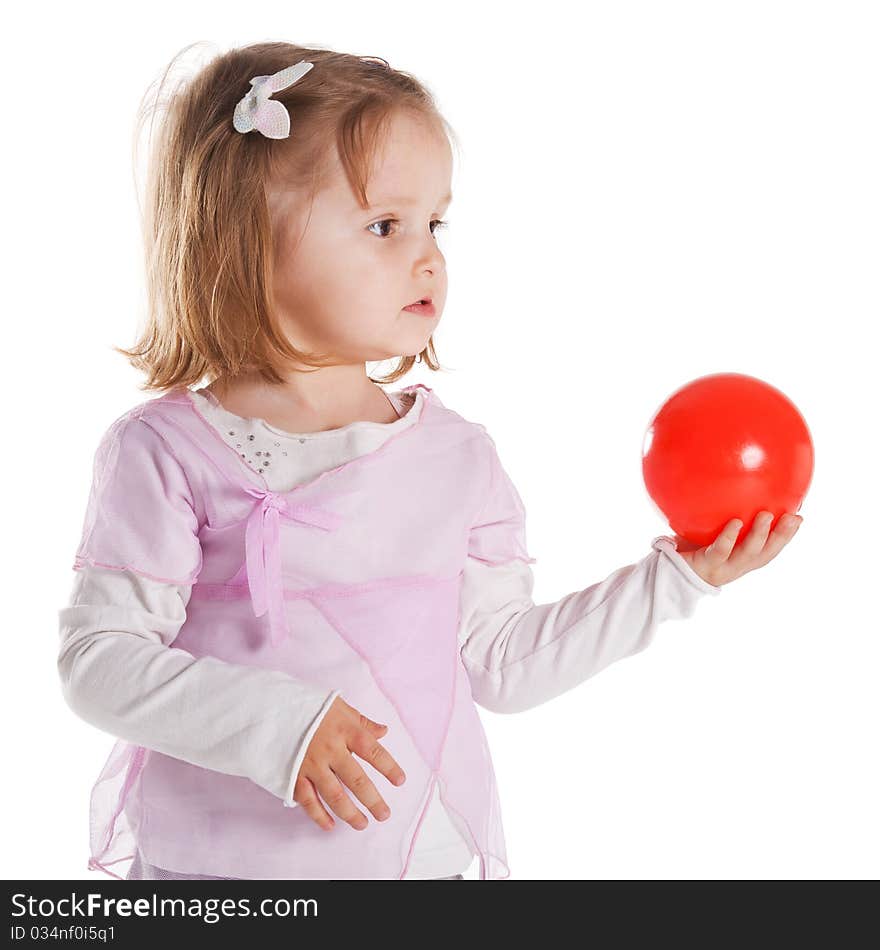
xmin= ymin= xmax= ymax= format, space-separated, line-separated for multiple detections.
xmin=205 ymin=376 xmax=401 ymax=434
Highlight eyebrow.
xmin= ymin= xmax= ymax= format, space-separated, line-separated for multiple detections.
xmin=369 ymin=192 xmax=453 ymax=208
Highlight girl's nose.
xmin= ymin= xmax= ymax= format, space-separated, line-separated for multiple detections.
xmin=415 ymin=239 xmax=445 ymax=276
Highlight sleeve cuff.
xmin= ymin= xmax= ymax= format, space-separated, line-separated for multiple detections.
xmin=282 ymin=688 xmax=342 ymax=808
xmin=651 ymin=535 xmax=723 ymax=597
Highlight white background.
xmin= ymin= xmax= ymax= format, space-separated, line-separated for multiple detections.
xmin=4 ymin=0 xmax=878 ymax=880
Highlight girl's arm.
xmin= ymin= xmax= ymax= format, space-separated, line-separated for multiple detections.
xmin=57 ymin=565 xmax=338 ymax=808
xmin=460 ymin=545 xmax=720 ymax=715
xmin=462 ymin=428 xmax=721 ymax=713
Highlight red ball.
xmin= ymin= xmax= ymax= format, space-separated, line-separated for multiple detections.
xmin=642 ymin=373 xmax=814 ymax=549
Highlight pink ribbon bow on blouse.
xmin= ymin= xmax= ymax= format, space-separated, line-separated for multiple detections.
xmin=243 ymin=487 xmax=344 ymax=646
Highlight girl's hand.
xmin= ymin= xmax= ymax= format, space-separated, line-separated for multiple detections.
xmin=293 ymin=696 xmax=406 ymax=832
xmin=672 ymin=510 xmax=803 ymax=588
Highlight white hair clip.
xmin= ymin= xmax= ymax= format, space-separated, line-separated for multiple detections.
xmin=232 ymin=60 xmax=314 ymax=140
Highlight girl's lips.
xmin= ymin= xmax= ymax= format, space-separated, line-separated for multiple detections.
xmin=402 ymin=301 xmax=436 ymax=317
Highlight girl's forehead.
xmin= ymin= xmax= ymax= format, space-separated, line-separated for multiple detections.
xmin=302 ymin=115 xmax=452 ymax=215
xmin=344 ymin=150 xmax=452 ymax=212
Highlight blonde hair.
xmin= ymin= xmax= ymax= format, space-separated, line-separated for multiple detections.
xmin=117 ymin=41 xmax=461 ymax=393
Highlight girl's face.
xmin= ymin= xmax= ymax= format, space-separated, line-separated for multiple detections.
xmin=270 ymin=111 xmax=452 ymax=365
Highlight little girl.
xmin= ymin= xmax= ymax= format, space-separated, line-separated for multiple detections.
xmin=58 ymin=41 xmax=802 ymax=882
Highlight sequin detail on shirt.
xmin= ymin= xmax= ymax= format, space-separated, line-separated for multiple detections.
xmin=187 ymin=388 xmax=416 ymax=480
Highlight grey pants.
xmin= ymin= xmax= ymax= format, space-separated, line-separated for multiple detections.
xmin=127 ymin=850 xmax=463 ymax=880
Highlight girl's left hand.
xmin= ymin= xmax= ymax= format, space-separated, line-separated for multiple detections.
xmin=672 ymin=510 xmax=803 ymax=588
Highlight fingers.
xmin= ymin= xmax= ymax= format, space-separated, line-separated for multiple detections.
xmin=313 ymin=731 xmax=405 ymax=831
xmin=739 ymin=511 xmax=775 ymax=559
xmin=359 ymin=712 xmax=389 ymax=736
xmin=750 ymin=511 xmax=802 ymax=565
xmin=330 ymin=753 xmax=392 ymax=825
xmin=310 ymin=735 xmax=404 ymax=831
xmin=294 ymin=699 xmax=408 ymax=833
xmin=726 ymin=510 xmax=802 ymax=569
xmin=678 ymin=510 xmax=803 ymax=586
xmin=312 ymin=769 xmax=372 ymax=830
xmin=293 ymin=774 xmax=336 ymax=831
xmin=350 ymin=727 xmax=407 ymax=792
xmin=704 ymin=518 xmax=743 ymax=561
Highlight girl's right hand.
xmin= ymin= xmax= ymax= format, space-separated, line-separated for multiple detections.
xmin=292 ymin=696 xmax=407 ymax=832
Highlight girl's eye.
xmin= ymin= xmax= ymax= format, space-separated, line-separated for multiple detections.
xmin=367 ymin=219 xmax=449 ymax=238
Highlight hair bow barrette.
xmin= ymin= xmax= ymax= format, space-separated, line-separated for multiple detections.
xmin=233 ymin=60 xmax=314 ymax=140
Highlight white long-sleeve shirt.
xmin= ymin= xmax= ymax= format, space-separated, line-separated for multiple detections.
xmin=58 ymin=386 xmax=721 ymax=880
